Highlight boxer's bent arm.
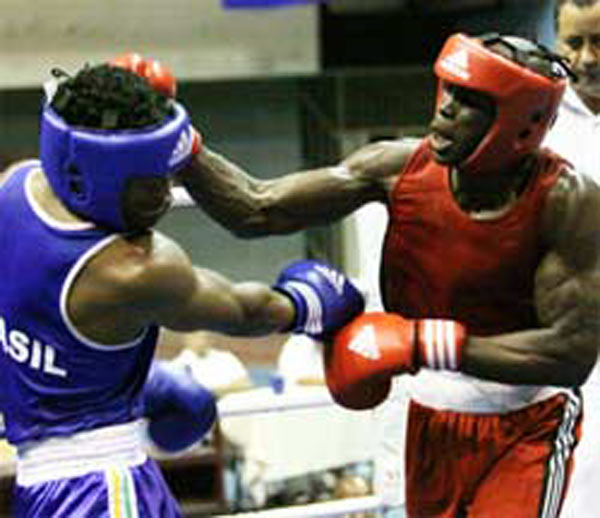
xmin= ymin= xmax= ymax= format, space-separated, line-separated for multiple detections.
xmin=178 ymin=139 xmax=415 ymax=237
xmin=162 ymin=266 xmax=295 ymax=336
xmin=138 ymin=255 xmax=295 ymax=336
xmin=74 ymin=232 xmax=295 ymax=341
xmin=461 ymin=173 xmax=600 ymax=387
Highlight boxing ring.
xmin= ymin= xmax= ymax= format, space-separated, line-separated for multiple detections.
xmin=0 ymin=385 xmax=398 ymax=518
xmin=217 ymin=384 xmax=336 ymax=418
xmin=213 ymin=495 xmax=384 ymax=518
xmin=171 ymin=185 xmax=400 ymax=517
xmin=213 ymin=386 xmax=399 ymax=518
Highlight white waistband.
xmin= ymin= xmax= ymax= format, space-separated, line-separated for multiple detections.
xmin=16 ymin=420 xmax=147 ymax=486
xmin=408 ymin=370 xmax=567 ymax=413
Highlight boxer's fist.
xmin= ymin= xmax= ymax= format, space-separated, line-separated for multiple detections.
xmin=110 ymin=52 xmax=203 ymax=157
xmin=325 ymin=312 xmax=466 ymax=410
xmin=110 ymin=52 xmax=146 ymax=76
xmin=142 ymin=360 xmax=217 ymax=453
xmin=325 ymin=312 xmax=414 ymax=409
xmin=273 ymin=260 xmax=365 ymax=340
xmin=110 ymin=52 xmax=176 ymax=97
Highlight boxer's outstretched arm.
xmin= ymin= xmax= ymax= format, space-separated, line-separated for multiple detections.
xmin=112 ymin=51 xmax=406 ymax=235
xmin=462 ymin=172 xmax=600 ymax=387
xmin=178 ymin=140 xmax=416 ymax=237
xmin=71 ymin=232 xmax=363 ymax=343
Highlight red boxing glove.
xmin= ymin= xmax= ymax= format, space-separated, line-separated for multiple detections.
xmin=110 ymin=52 xmax=203 ymax=157
xmin=325 ymin=312 xmax=466 ymax=410
xmin=110 ymin=52 xmax=177 ymax=98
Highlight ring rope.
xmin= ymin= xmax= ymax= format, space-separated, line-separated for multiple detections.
xmin=212 ymin=495 xmax=384 ymax=518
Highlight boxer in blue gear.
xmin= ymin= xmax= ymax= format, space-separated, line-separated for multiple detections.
xmin=40 ymin=100 xmax=195 ymax=232
xmin=0 ymin=60 xmax=364 ymax=517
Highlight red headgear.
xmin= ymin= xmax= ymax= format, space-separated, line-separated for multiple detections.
xmin=433 ymin=33 xmax=566 ymax=175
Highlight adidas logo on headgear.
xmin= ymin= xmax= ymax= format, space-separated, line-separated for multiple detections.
xmin=439 ymin=49 xmax=470 ymax=80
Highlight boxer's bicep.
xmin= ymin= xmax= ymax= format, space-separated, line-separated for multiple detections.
xmin=461 ymin=174 xmax=600 ymax=387
xmin=534 ymin=172 xmax=600 ymax=373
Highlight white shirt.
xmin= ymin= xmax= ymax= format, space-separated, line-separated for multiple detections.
xmin=543 ymin=85 xmax=600 ymax=183
xmin=544 ymin=85 xmax=600 ymax=518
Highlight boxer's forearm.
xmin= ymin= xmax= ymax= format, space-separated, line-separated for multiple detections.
xmin=462 ymin=327 xmax=596 ymax=387
xmin=179 ymin=147 xmax=267 ymax=236
xmin=179 ymin=147 xmax=376 ymax=237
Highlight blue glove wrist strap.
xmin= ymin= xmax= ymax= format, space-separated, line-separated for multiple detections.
xmin=274 ymin=281 xmax=323 ymax=337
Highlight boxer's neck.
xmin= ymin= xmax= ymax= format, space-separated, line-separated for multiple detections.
xmin=30 ymin=167 xmax=87 ymax=225
xmin=450 ymin=158 xmax=533 ymax=219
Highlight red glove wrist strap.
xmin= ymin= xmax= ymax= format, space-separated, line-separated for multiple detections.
xmin=416 ymin=319 xmax=467 ymax=371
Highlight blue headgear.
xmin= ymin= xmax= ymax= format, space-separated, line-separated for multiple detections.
xmin=39 ymin=100 xmax=195 ymax=231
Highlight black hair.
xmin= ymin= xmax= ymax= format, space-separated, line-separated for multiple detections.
xmin=480 ymin=33 xmax=576 ymax=81
xmin=50 ymin=64 xmax=172 ymax=130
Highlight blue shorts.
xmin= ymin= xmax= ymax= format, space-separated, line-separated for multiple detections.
xmin=14 ymin=457 xmax=181 ymax=518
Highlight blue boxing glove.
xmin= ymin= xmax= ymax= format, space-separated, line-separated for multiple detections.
xmin=142 ymin=360 xmax=217 ymax=453
xmin=274 ymin=259 xmax=365 ymax=340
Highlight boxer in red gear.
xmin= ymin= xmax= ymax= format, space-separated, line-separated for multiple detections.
xmin=178 ymin=33 xmax=600 ymax=518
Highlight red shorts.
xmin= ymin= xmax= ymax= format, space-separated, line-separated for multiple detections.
xmin=405 ymin=391 xmax=582 ymax=518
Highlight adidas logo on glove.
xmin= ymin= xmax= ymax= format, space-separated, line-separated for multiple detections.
xmin=314 ymin=264 xmax=346 ymax=295
xmin=347 ymin=325 xmax=381 ymax=360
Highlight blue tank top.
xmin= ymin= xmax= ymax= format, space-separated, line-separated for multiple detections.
xmin=0 ymin=161 xmax=159 ymax=445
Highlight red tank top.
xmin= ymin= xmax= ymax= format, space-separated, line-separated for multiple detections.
xmin=381 ymin=141 xmax=567 ymax=336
